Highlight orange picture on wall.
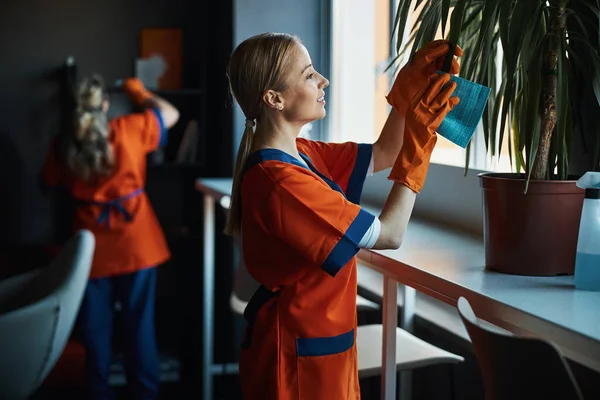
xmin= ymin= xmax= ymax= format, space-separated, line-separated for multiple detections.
xmin=140 ymin=28 xmax=183 ymax=90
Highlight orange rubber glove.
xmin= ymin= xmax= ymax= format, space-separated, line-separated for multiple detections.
xmin=122 ymin=77 xmax=153 ymax=107
xmin=388 ymin=73 xmax=460 ymax=193
xmin=387 ymin=40 xmax=463 ymax=116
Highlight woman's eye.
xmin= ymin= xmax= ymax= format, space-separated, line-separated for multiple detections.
xmin=307 ymin=73 xmax=314 ymax=80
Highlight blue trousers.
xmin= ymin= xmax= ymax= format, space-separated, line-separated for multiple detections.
xmin=78 ymin=267 xmax=160 ymax=400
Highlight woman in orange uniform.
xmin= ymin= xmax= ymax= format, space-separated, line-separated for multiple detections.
xmin=225 ymin=32 xmax=461 ymax=399
xmin=42 ymin=75 xmax=179 ymax=400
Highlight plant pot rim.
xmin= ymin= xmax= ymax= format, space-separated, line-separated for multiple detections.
xmin=478 ymin=172 xmax=580 ymax=183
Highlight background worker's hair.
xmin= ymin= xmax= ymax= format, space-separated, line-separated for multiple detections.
xmin=224 ymin=32 xmax=301 ymax=236
xmin=65 ymin=74 xmax=114 ymax=181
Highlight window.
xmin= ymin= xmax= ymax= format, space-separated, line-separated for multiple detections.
xmin=329 ymin=0 xmax=515 ymax=173
xmin=329 ymin=0 xmax=389 ymax=144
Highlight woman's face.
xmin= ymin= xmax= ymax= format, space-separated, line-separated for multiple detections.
xmin=280 ymin=43 xmax=329 ymax=125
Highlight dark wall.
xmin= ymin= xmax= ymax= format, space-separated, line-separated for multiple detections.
xmin=568 ymin=1 xmax=600 ymax=177
xmin=206 ymin=0 xmax=235 ymax=178
xmin=0 ymin=0 xmax=231 ymax=244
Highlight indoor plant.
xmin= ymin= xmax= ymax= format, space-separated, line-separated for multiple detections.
xmin=391 ymin=0 xmax=600 ymax=275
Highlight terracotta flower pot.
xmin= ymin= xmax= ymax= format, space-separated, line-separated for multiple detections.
xmin=479 ymin=172 xmax=585 ymax=276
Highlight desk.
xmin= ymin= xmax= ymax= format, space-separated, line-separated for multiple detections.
xmin=195 ymin=177 xmax=600 ymax=399
xmin=357 ymin=215 xmax=600 ymax=374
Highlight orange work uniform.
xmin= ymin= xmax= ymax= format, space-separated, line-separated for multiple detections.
xmin=42 ymin=109 xmax=170 ymax=279
xmin=239 ymin=138 xmax=374 ymax=400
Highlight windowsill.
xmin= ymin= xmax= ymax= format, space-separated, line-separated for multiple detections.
xmin=353 ymin=204 xmax=600 ymax=373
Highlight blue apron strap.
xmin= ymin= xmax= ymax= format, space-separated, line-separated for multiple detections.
xmin=241 ymin=285 xmax=280 ymax=349
xmin=89 ymin=188 xmax=144 ymax=228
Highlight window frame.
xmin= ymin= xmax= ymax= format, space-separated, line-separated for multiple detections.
xmin=313 ymin=0 xmax=333 ymax=142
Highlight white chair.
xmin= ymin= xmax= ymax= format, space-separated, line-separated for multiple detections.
xmin=0 ymin=230 xmax=95 ymax=400
xmin=356 ymin=324 xmax=463 ymax=379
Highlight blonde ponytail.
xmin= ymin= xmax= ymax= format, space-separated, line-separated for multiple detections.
xmin=224 ymin=32 xmax=301 ymax=236
xmin=225 ymin=120 xmax=255 ymax=236
xmin=66 ymin=74 xmax=114 ymax=181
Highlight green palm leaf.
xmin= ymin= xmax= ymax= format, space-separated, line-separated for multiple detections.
xmin=389 ymin=0 xmax=600 ymax=179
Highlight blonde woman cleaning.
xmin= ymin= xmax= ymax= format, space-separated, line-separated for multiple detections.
xmin=225 ymin=33 xmax=461 ymax=399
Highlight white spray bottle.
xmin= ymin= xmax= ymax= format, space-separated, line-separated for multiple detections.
xmin=574 ymin=171 xmax=600 ymax=291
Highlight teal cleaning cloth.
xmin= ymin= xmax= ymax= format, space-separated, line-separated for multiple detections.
xmin=436 ymin=71 xmax=491 ymax=148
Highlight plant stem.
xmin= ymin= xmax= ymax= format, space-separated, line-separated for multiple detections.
xmin=531 ymin=3 xmax=566 ymax=180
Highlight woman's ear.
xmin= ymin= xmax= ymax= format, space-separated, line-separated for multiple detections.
xmin=262 ymin=90 xmax=284 ymax=111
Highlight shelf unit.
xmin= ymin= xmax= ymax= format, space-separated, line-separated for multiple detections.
xmin=51 ymin=1 xmax=235 ymax=395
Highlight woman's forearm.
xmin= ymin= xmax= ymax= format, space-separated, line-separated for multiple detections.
xmin=372 ymin=108 xmax=405 ymax=173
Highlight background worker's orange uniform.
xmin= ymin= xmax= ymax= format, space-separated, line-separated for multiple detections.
xmin=42 ymin=101 xmax=170 ymax=399
xmin=42 ymin=108 xmax=170 ymax=278
xmin=239 ymin=138 xmax=374 ymax=400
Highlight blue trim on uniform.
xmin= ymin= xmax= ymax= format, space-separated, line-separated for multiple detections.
xmin=296 ymin=328 xmax=355 ymax=357
xmin=79 ymin=188 xmax=144 ymax=229
xmin=244 ymin=148 xmax=308 ymax=175
xmin=151 ymin=108 xmax=167 ymax=147
xmin=322 ymin=208 xmax=375 ymax=277
xmin=245 ymin=149 xmax=349 ymax=201
xmin=346 ymin=143 xmax=372 ymax=204
xmin=299 ymin=153 xmax=346 ymax=197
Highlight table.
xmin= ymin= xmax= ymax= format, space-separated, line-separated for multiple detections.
xmin=195 ymin=178 xmax=236 ymax=400
xmin=195 ymin=177 xmax=600 ymax=400
xmin=357 ymin=210 xmax=600 ymax=375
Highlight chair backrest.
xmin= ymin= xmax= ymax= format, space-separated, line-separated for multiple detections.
xmin=457 ymin=297 xmax=584 ymax=400
xmin=0 ymin=230 xmax=95 ymax=399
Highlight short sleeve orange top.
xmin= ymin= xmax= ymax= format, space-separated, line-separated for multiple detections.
xmin=239 ymin=138 xmax=374 ymax=400
xmin=42 ymin=109 xmax=170 ymax=279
